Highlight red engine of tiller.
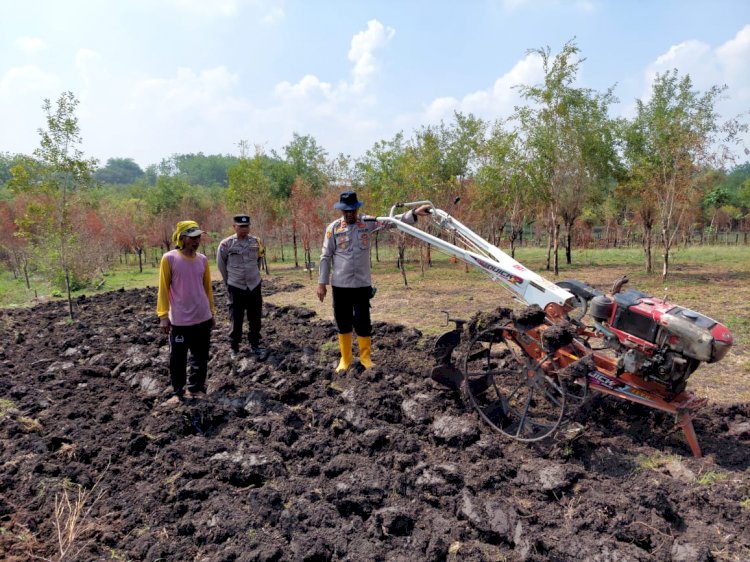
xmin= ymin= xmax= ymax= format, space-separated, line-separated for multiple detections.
xmin=587 ymin=288 xmax=733 ymax=395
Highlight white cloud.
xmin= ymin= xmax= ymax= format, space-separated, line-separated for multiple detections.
xmin=15 ymin=36 xmax=46 ymax=53
xmin=0 ymin=65 xmax=59 ymax=97
xmin=0 ymin=66 xmax=61 ymax=156
xmin=716 ymin=24 xmax=750 ymax=97
xmin=76 ymin=48 xmax=103 ymax=71
xmin=82 ymin=65 xmax=255 ymax=164
xmin=274 ymin=74 xmax=333 ymax=102
xmin=257 ymin=0 xmax=285 ymax=24
xmin=348 ymin=19 xmax=395 ymax=92
xmin=274 ymin=19 xmax=394 ymax=104
xmin=644 ymin=27 xmax=750 ymax=103
xmin=409 ymin=51 xmax=544 ymax=127
xmin=636 ymin=25 xmax=750 ymax=159
xmin=261 ymin=19 xmax=394 ymax=151
xmin=132 ymin=66 xmax=240 ymax=114
xmin=646 ymin=39 xmax=718 ymax=89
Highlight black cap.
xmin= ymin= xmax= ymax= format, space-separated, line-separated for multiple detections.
xmin=333 ymin=191 xmax=363 ymax=211
xmin=233 ymin=214 xmax=250 ymax=225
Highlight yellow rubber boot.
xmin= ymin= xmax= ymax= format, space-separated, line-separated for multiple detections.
xmin=336 ymin=333 xmax=353 ymax=373
xmin=357 ymin=336 xmax=374 ymax=369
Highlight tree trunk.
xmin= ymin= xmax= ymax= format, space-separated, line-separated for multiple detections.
xmin=553 ymin=222 xmax=560 ymax=276
xmin=398 ymin=233 xmax=408 ymax=287
xmin=304 ymin=248 xmax=313 ymax=280
xmin=65 ymin=268 xmax=74 ymax=320
xmin=643 ymin=226 xmax=653 ymax=274
xmin=292 ymin=226 xmax=299 ymax=268
xmin=565 ymin=222 xmax=573 ymax=265
xmin=661 ymin=226 xmax=671 ymax=280
xmin=23 ymin=259 xmax=30 ymax=289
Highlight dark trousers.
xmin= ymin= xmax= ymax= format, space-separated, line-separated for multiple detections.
xmin=332 ymin=286 xmax=372 ymax=337
xmin=228 ymin=284 xmax=262 ymax=350
xmin=169 ymin=319 xmax=212 ymax=394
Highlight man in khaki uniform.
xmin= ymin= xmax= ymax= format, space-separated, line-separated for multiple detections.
xmin=217 ymin=214 xmax=267 ymax=360
xmin=317 ymin=191 xmax=431 ymax=372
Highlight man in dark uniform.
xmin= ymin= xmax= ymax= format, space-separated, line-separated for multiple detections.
xmin=317 ymin=191 xmax=431 ymax=373
xmin=217 ymin=214 xmax=267 ymax=360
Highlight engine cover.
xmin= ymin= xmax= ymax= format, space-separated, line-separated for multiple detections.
xmin=604 ymin=289 xmax=733 ymax=364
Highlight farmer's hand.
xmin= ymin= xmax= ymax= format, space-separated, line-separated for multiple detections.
xmin=317 ymin=283 xmax=327 ymax=303
xmin=160 ymin=317 xmax=171 ymax=335
xmin=210 ymin=317 xmax=216 ymax=330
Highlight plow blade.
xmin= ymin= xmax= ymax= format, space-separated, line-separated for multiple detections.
xmin=430 ymin=364 xmax=463 ymax=390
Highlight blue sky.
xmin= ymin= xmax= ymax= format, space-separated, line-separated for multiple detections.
xmin=2 ymin=0 xmax=749 ymax=169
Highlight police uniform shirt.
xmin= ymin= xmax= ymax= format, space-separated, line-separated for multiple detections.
xmin=319 ymin=211 xmax=417 ymax=288
xmin=217 ymin=234 xmax=263 ymax=291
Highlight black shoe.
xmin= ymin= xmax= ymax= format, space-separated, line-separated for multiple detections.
xmin=250 ymin=345 xmax=269 ymax=360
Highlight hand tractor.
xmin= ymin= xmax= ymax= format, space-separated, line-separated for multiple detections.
xmin=377 ymin=201 xmax=733 ymax=457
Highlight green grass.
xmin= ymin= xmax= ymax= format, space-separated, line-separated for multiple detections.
xmin=4 ymin=243 xmax=750 ymax=309
xmin=635 ymin=452 xmax=681 ymax=471
xmin=0 ymin=398 xmax=18 ymax=418
xmin=696 ymin=470 xmax=728 ymax=486
xmin=0 ymin=266 xmax=162 ymax=308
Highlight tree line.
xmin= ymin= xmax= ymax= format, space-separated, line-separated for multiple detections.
xmin=1 ymin=40 xmax=749 ymax=317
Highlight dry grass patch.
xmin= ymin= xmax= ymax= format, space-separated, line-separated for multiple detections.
xmin=17 ymin=416 xmax=43 ymax=433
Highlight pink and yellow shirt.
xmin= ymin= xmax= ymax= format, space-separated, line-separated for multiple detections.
xmin=156 ymin=250 xmax=215 ymax=326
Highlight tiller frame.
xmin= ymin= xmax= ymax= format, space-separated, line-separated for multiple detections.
xmin=377 ymin=201 xmax=733 ymax=457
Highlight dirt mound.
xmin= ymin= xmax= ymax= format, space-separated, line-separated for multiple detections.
xmin=1 ymin=281 xmax=749 ymax=561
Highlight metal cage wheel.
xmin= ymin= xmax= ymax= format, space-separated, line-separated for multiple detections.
xmin=461 ymin=323 xmax=566 ymax=442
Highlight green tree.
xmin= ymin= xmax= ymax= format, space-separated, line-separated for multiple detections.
xmin=94 ymin=157 xmax=144 ymax=185
xmin=476 ymin=122 xmax=532 ymax=256
xmin=283 ymin=133 xmax=329 ymax=192
xmin=623 ymin=70 xmax=743 ymax=278
xmin=516 ymin=39 xmax=619 ymax=274
xmin=738 ymin=176 xmax=750 ymax=210
xmin=227 ymin=147 xmax=275 ymax=260
xmin=145 ymin=175 xmax=187 ymax=215
xmin=355 ymin=133 xmax=410 ymax=207
xmin=0 ymin=153 xmax=26 ymax=187
xmin=11 ymin=92 xmax=97 ymax=318
xmin=406 ymin=112 xmax=485 ymax=208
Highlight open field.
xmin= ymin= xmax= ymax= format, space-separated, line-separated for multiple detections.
xmin=4 ymin=244 xmax=750 ymax=403
xmin=2 ymin=276 xmax=750 ymax=561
